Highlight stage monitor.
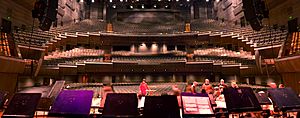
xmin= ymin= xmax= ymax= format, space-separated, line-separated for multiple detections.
xmin=223 ymin=87 xmax=262 ymax=113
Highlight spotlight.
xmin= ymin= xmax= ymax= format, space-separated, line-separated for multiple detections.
xmin=206 ymin=0 xmax=209 ymax=2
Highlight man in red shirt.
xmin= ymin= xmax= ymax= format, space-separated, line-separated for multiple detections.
xmin=139 ymin=79 xmax=150 ymax=96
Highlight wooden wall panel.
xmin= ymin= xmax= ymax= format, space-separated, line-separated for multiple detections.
xmin=0 ymin=0 xmax=34 ymax=28
xmin=0 ymin=73 xmax=18 ymax=98
xmin=281 ymin=73 xmax=300 ymax=94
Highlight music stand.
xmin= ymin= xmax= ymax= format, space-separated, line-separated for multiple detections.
xmin=181 ymin=92 xmax=215 ymax=117
xmin=0 ymin=90 xmax=8 ymax=108
xmin=2 ymin=93 xmax=41 ymax=118
xmin=102 ymin=93 xmax=139 ymax=118
xmin=223 ymin=87 xmax=262 ymax=113
xmin=143 ymin=95 xmax=180 ymax=118
xmin=48 ymin=90 xmax=94 ymax=118
xmin=268 ymin=88 xmax=300 ymax=112
xmin=255 ymin=92 xmax=272 ymax=105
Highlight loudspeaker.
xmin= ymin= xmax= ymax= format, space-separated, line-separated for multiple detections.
xmin=102 ymin=93 xmax=139 ymax=118
xmin=288 ymin=18 xmax=298 ymax=33
xmin=242 ymin=0 xmax=264 ymax=31
xmin=36 ymin=0 xmax=59 ymax=31
xmin=143 ymin=95 xmax=180 ymax=118
xmin=1 ymin=18 xmax=12 ymax=33
xmin=249 ymin=18 xmax=263 ymax=31
xmin=39 ymin=17 xmax=53 ymax=31
xmin=3 ymin=93 xmax=41 ymax=118
xmin=32 ymin=0 xmax=47 ymax=19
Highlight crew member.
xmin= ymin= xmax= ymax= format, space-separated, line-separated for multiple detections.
xmin=139 ymin=79 xmax=150 ymax=96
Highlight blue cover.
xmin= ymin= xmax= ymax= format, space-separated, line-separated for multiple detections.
xmin=49 ymin=90 xmax=94 ymax=117
xmin=268 ymin=88 xmax=300 ymax=112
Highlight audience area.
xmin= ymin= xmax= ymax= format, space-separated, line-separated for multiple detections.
xmin=43 ymin=48 xmax=104 ymax=65
xmin=112 ymin=82 xmax=187 ymax=96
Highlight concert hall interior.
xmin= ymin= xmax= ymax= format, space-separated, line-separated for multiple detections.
xmin=1 ymin=0 xmax=300 ymax=117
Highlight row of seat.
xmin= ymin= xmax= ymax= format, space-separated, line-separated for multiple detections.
xmin=193 ymin=48 xmax=254 ymax=60
xmin=13 ymin=29 xmax=55 ymax=47
xmin=44 ymin=48 xmax=104 ymax=60
xmin=113 ymin=82 xmax=187 ymax=96
xmin=112 ymin=56 xmax=186 ymax=63
xmin=43 ymin=56 xmax=103 ymax=65
xmin=111 ymin=50 xmax=187 ymax=56
xmin=194 ymin=57 xmax=256 ymax=65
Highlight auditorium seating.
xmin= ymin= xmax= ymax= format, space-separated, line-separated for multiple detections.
xmin=289 ymin=32 xmax=300 ymax=55
xmin=112 ymin=21 xmax=185 ymax=33
xmin=193 ymin=48 xmax=255 ymax=65
xmin=112 ymin=56 xmax=186 ymax=63
xmin=113 ymin=82 xmax=186 ymax=96
xmin=51 ymin=19 xmax=106 ymax=33
xmin=13 ymin=29 xmax=54 ymax=48
xmin=43 ymin=48 xmax=104 ymax=66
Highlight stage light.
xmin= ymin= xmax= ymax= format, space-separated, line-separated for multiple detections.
xmin=153 ymin=4 xmax=157 ymax=8
xmin=142 ymin=4 xmax=144 ymax=9
xmin=176 ymin=0 xmax=179 ymax=2
xmin=92 ymin=0 xmax=94 ymax=2
xmin=112 ymin=4 xmax=116 ymax=8
xmin=206 ymin=0 xmax=209 ymax=2
xmin=187 ymin=0 xmax=189 ymax=2
xmin=80 ymin=0 xmax=84 ymax=2
xmin=130 ymin=5 xmax=133 ymax=8
xmin=109 ymin=0 xmax=112 ymax=2
xmin=158 ymin=0 xmax=161 ymax=1
xmin=120 ymin=0 xmax=123 ymax=2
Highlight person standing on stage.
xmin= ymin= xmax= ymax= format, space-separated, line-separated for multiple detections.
xmin=191 ymin=81 xmax=198 ymax=93
xmin=218 ymin=79 xmax=227 ymax=88
xmin=139 ymin=79 xmax=150 ymax=96
xmin=202 ymin=79 xmax=214 ymax=94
